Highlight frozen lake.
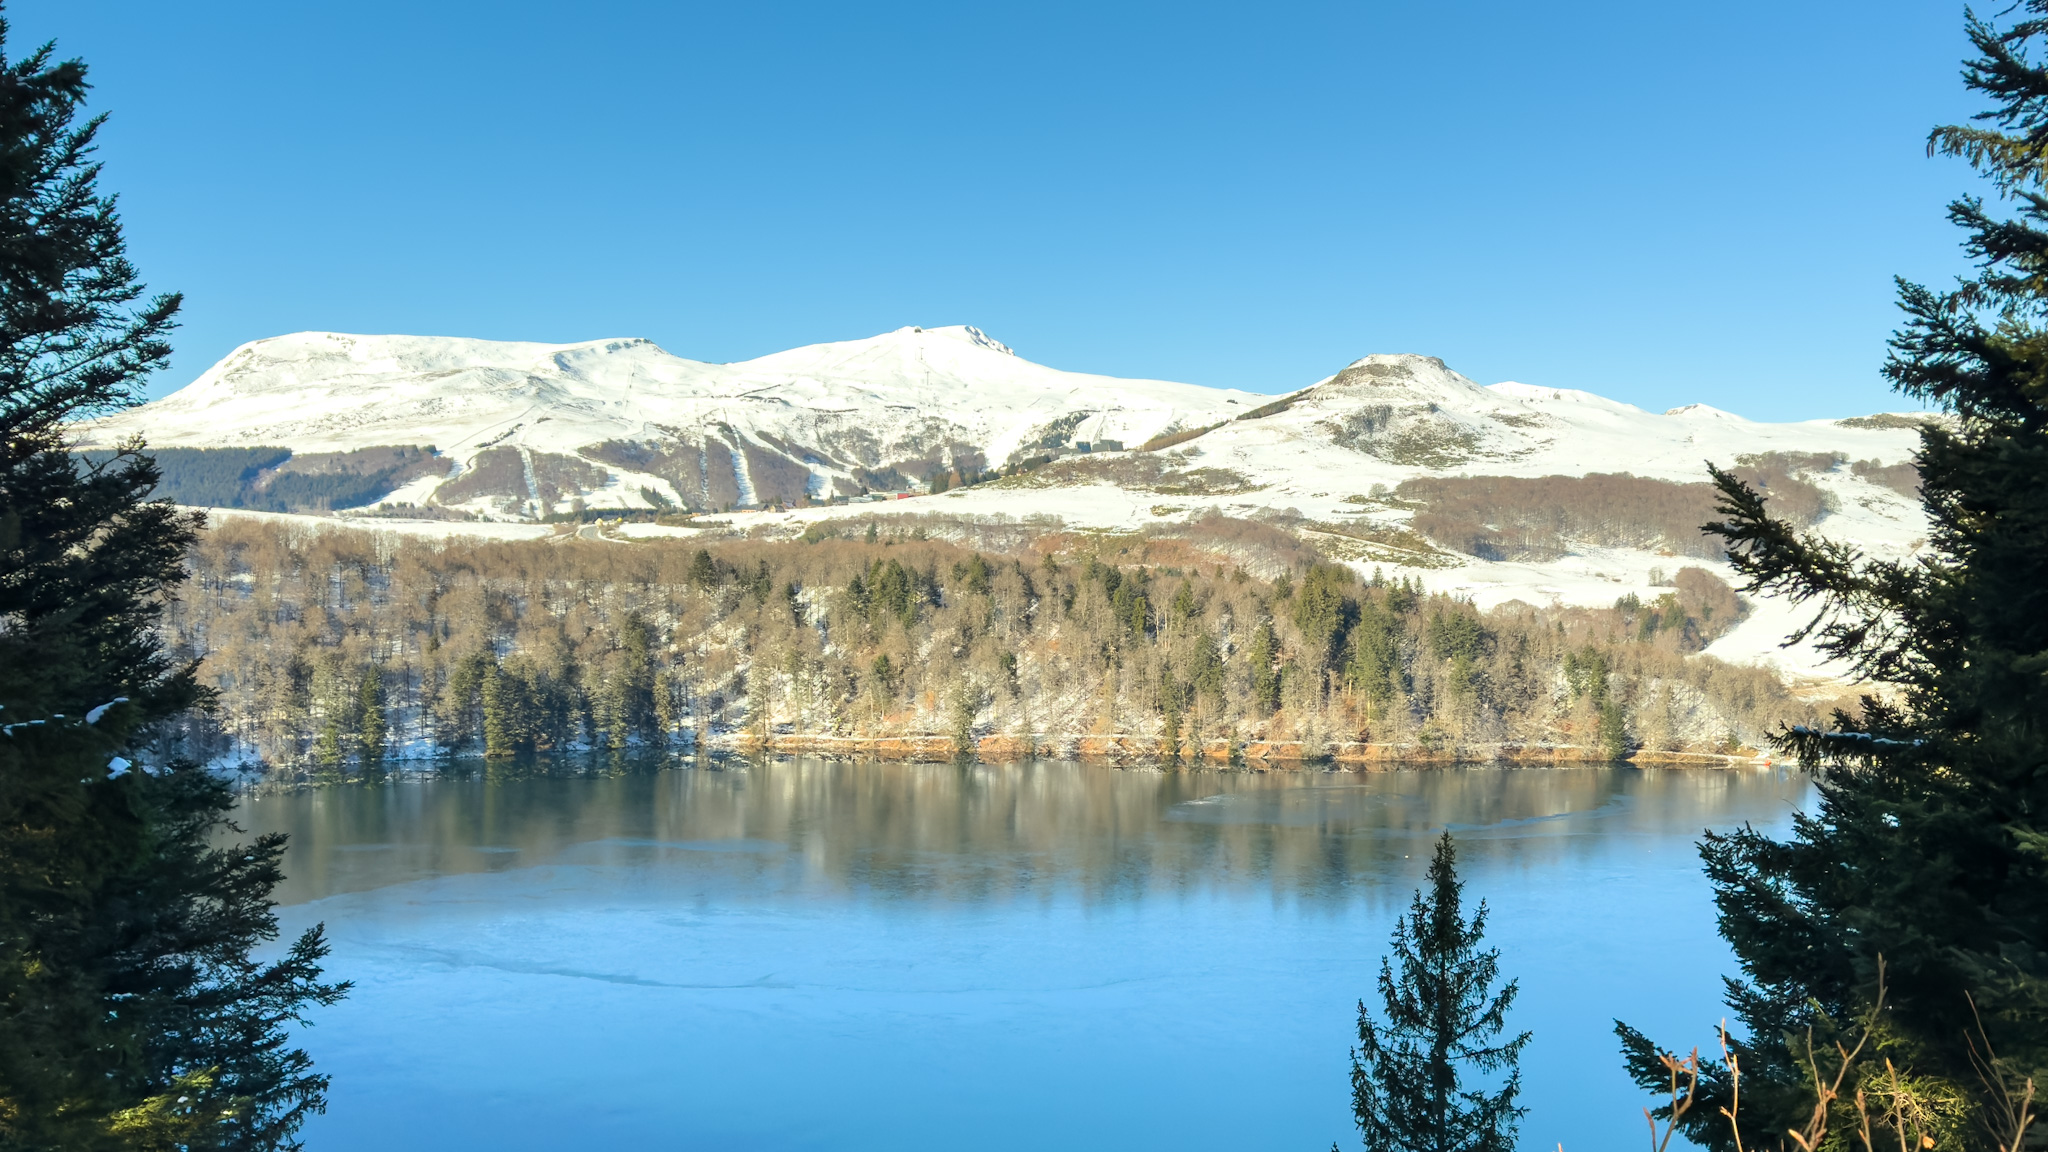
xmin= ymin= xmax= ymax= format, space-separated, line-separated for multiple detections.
xmin=243 ymin=758 xmax=1812 ymax=1151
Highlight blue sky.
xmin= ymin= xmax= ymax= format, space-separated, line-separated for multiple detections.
xmin=21 ymin=1 xmax=1979 ymax=417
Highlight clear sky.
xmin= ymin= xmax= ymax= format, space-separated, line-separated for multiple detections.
xmin=19 ymin=1 xmax=1980 ymax=417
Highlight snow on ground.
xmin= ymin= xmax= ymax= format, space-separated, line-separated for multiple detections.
xmin=610 ymin=522 xmax=710 ymax=540
xmin=125 ymin=334 xmax=1931 ymax=692
xmin=199 ymin=507 xmax=557 ymax=542
xmin=82 ymin=326 xmax=1261 ymax=510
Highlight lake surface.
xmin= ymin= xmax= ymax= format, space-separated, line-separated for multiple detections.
xmin=242 ymin=757 xmax=1813 ymax=1151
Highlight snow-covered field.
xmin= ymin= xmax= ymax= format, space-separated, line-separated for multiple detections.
xmin=199 ymin=506 xmax=559 ymax=543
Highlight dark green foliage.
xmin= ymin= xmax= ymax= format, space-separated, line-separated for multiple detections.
xmin=1187 ymin=631 xmax=1225 ymax=703
xmin=1292 ymin=563 xmax=1357 ymax=672
xmin=1596 ymin=700 xmax=1629 ymax=762
xmin=1425 ymin=610 xmax=1482 ymax=664
xmin=1248 ymin=620 xmax=1281 ymax=714
xmin=746 ymin=559 xmax=774 ymax=603
xmin=480 ymin=661 xmax=518 ymax=757
xmin=182 ymin=518 xmax=1821 ymax=774
xmin=687 ymin=547 xmax=718 ymax=588
xmin=73 ymin=445 xmax=289 ymax=507
xmin=954 ymin=552 xmax=993 ymax=596
xmin=1083 ymin=557 xmax=1154 ymax=641
xmin=74 ymin=445 xmax=441 ymax=512
xmin=595 ymin=615 xmax=657 ymax=748
xmin=1156 ymin=668 xmax=1187 ymax=750
xmin=441 ymin=650 xmax=490 ymax=751
xmin=356 ymin=668 xmax=385 ymax=766
xmin=308 ymin=653 xmax=354 ymax=773
xmin=0 ymin=22 xmax=344 ymax=1148
xmin=1109 ymin=570 xmax=1152 ymax=639
xmin=473 ymin=653 xmax=584 ymax=757
xmin=1561 ymin=646 xmax=1611 ymax=707
xmin=1426 ymin=608 xmax=1487 ymax=700
xmin=1620 ymin=11 xmax=2048 ymax=1143
xmin=1560 ymin=646 xmax=1631 ymax=759
xmin=249 ymin=446 xmax=441 ymax=512
xmin=853 ymin=557 xmax=924 ymax=630
xmin=1347 ymin=833 xmax=1527 ymax=1152
xmin=948 ymin=681 xmax=990 ymax=750
xmin=1347 ymin=599 xmax=1404 ymax=708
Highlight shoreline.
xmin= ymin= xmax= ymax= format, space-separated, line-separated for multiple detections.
xmin=721 ymin=731 xmax=1774 ymax=769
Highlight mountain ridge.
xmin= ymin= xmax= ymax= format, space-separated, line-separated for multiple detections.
xmin=84 ymin=325 xmax=1264 ymax=513
xmin=85 ymin=326 xmax=1938 ymax=685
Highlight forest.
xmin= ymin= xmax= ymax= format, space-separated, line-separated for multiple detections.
xmin=1394 ymin=452 xmax=1854 ymax=562
xmin=163 ymin=513 xmax=1836 ymax=774
xmin=75 ymin=444 xmax=444 ymax=512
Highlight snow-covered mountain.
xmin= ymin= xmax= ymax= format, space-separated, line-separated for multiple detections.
xmin=87 ymin=327 xmax=1934 ymax=684
xmin=838 ymin=350 xmax=1928 ymax=682
xmin=81 ymin=325 xmax=1258 ymax=515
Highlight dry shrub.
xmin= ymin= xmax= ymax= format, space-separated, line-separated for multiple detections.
xmin=1398 ymin=473 xmax=1726 ymax=560
xmin=1729 ymin=452 xmax=1839 ymax=525
xmin=1396 ymin=458 xmax=1846 ymax=563
xmin=994 ymin=451 xmax=1259 ymax=495
xmin=1852 ymin=457 xmax=1921 ymax=497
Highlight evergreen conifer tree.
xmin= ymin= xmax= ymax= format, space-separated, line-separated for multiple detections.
xmin=1619 ymin=7 xmax=2048 ymax=1143
xmin=0 ymin=17 xmax=345 ymax=1148
xmin=1347 ymin=599 xmax=1403 ymax=718
xmin=1346 ymin=832 xmax=1527 ymax=1152
xmin=1248 ymin=620 xmax=1281 ymax=714
xmin=481 ymin=659 xmax=518 ymax=757
xmin=1293 ymin=563 xmax=1356 ymax=676
xmin=357 ymin=666 xmax=385 ymax=766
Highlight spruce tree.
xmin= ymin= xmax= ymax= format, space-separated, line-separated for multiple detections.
xmin=357 ymin=666 xmax=385 ymax=766
xmin=1293 ymin=562 xmax=1357 ymax=676
xmin=481 ymin=659 xmax=518 ymax=757
xmin=1248 ymin=620 xmax=1281 ymax=714
xmin=0 ymin=19 xmax=345 ymax=1148
xmin=1346 ymin=832 xmax=1527 ymax=1152
xmin=1347 ymin=599 xmax=1403 ymax=718
xmin=1619 ymin=7 xmax=2048 ymax=1144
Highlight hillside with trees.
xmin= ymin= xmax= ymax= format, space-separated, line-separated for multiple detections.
xmin=163 ymin=514 xmax=1833 ymax=774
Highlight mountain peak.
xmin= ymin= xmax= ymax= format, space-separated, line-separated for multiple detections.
xmin=1313 ymin=353 xmax=1491 ymax=405
xmin=1338 ymin=352 xmax=1451 ymax=374
xmin=885 ymin=324 xmax=1016 ymax=356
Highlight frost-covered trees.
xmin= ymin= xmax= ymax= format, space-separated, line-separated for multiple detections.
xmin=171 ymin=517 xmax=1825 ymax=768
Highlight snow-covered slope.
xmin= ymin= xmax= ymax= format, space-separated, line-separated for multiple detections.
xmin=86 ymin=331 xmax=1932 ymax=685
xmin=81 ymin=326 xmax=1257 ymax=516
xmin=789 ymin=352 xmax=1930 ymax=685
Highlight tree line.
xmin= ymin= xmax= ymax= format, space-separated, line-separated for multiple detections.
xmin=163 ymin=515 xmax=1829 ymax=773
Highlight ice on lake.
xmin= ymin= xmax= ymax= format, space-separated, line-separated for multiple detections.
xmin=241 ymin=758 xmax=1811 ymax=1151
